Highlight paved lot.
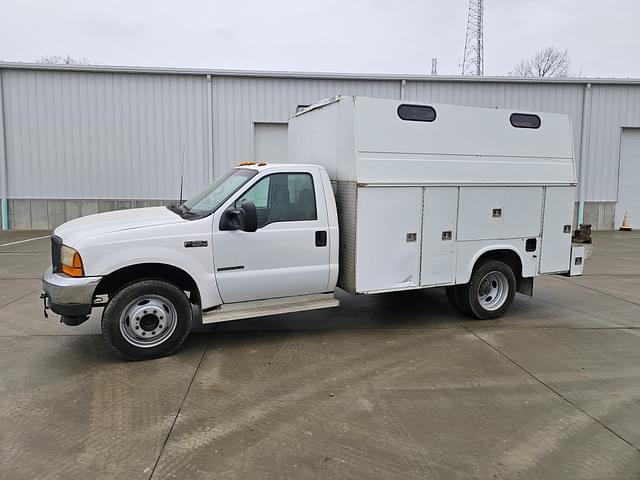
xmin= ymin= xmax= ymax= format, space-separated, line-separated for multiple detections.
xmin=1 ymin=230 xmax=639 ymax=479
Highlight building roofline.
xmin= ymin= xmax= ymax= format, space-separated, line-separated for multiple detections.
xmin=1 ymin=61 xmax=640 ymax=85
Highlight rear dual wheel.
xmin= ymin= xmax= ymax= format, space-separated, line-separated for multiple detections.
xmin=445 ymin=286 xmax=469 ymax=314
xmin=445 ymin=260 xmax=516 ymax=320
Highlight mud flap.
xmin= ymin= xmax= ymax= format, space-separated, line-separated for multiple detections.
xmin=517 ymin=277 xmax=534 ymax=297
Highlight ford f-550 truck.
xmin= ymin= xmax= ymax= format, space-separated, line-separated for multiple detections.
xmin=42 ymin=96 xmax=585 ymax=360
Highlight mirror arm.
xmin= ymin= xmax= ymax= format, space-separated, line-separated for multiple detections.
xmin=220 ymin=201 xmax=257 ymax=232
xmin=220 ymin=208 xmax=243 ymax=231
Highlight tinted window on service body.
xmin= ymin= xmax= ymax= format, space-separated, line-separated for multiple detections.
xmin=397 ymin=104 xmax=436 ymax=122
xmin=510 ymin=113 xmax=541 ymax=129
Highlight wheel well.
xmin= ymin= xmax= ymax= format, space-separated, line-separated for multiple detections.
xmin=95 ymin=263 xmax=201 ymax=305
xmin=474 ymin=249 xmax=523 ymax=284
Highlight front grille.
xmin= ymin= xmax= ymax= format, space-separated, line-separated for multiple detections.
xmin=51 ymin=235 xmax=62 ymax=273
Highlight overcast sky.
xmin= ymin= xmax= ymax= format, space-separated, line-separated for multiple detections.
xmin=2 ymin=0 xmax=639 ymax=78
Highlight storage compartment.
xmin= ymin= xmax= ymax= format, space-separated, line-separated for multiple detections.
xmin=568 ymin=245 xmax=585 ymax=276
xmin=420 ymin=187 xmax=458 ymax=286
xmin=355 ymin=187 xmax=422 ymax=292
xmin=539 ymin=186 xmax=574 ymax=273
xmin=457 ymin=187 xmax=542 ymax=241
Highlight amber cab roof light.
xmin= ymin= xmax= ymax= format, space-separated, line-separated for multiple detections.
xmin=237 ymin=161 xmax=267 ymax=167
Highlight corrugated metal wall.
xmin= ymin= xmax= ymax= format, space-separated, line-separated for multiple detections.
xmin=1 ymin=65 xmax=640 ymax=205
xmin=587 ymin=85 xmax=640 ymax=201
xmin=210 ymin=76 xmax=399 ymax=178
xmin=1 ymin=69 xmax=210 ymax=199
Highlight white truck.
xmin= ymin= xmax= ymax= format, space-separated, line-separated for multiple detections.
xmin=42 ymin=96 xmax=585 ymax=360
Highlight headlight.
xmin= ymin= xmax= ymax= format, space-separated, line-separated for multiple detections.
xmin=61 ymin=245 xmax=85 ymax=277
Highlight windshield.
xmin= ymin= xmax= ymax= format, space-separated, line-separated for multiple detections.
xmin=183 ymin=168 xmax=257 ymax=214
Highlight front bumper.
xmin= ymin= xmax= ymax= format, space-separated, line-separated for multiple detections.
xmin=42 ymin=267 xmax=102 ymax=317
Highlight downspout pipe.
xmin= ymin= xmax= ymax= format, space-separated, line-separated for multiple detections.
xmin=206 ymin=74 xmax=215 ymax=183
xmin=577 ymin=82 xmax=592 ymax=225
xmin=0 ymin=70 xmax=8 ymax=230
xmin=1 ymin=201 xmax=7 ymax=231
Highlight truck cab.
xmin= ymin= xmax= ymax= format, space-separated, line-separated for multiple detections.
xmin=209 ymin=163 xmax=338 ymax=303
xmin=43 ymin=163 xmax=340 ymax=359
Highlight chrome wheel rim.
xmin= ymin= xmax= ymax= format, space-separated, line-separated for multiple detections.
xmin=119 ymin=295 xmax=178 ymax=348
xmin=478 ymin=271 xmax=509 ymax=311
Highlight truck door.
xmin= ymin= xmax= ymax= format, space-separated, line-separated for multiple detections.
xmin=212 ymin=170 xmax=331 ymax=303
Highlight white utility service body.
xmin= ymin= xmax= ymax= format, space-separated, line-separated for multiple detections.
xmin=42 ymin=96 xmax=584 ymax=360
xmin=289 ymin=96 xmax=583 ymax=294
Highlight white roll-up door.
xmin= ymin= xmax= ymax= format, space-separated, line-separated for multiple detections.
xmin=617 ymin=129 xmax=640 ymax=229
xmin=254 ymin=123 xmax=288 ymax=164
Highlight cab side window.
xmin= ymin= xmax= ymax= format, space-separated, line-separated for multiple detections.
xmin=238 ymin=175 xmax=270 ymax=208
xmin=235 ymin=173 xmax=317 ymax=228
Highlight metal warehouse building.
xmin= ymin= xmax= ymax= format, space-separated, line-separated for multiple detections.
xmin=0 ymin=62 xmax=639 ymax=230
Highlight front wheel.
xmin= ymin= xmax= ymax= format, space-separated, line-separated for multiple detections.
xmin=101 ymin=279 xmax=193 ymax=360
xmin=464 ymin=260 xmax=516 ymax=320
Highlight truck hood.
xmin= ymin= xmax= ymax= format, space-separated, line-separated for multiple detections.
xmin=54 ymin=206 xmax=187 ymax=245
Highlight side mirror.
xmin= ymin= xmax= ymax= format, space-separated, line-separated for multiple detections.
xmin=219 ymin=200 xmax=258 ymax=232
xmin=239 ymin=200 xmax=257 ymax=232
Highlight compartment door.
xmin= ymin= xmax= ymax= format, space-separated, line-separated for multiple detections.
xmin=420 ymin=187 xmax=459 ymax=286
xmin=355 ymin=187 xmax=423 ymax=292
xmin=457 ymin=186 xmax=542 ymax=241
xmin=539 ymin=186 xmax=575 ymax=274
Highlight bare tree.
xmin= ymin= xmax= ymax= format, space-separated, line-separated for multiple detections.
xmin=512 ymin=46 xmax=570 ymax=78
xmin=36 ymin=54 xmax=91 ymax=65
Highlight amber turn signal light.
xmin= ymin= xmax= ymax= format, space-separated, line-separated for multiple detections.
xmin=61 ymin=245 xmax=85 ymax=277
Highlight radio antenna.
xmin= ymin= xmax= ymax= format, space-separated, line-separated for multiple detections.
xmin=179 ymin=145 xmax=185 ymax=205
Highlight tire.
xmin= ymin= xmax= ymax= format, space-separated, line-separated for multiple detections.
xmin=453 ymin=284 xmax=472 ymax=315
xmin=445 ymin=286 xmax=459 ymax=311
xmin=445 ymin=286 xmax=469 ymax=313
xmin=101 ymin=279 xmax=192 ymax=360
xmin=466 ymin=260 xmax=516 ymax=320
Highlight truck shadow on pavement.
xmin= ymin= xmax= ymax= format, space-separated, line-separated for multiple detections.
xmin=58 ymin=286 xmax=541 ymax=362
xmin=201 ymin=287 xmax=462 ymax=334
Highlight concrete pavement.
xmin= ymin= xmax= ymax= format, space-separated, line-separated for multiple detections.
xmin=0 ymin=230 xmax=639 ymax=479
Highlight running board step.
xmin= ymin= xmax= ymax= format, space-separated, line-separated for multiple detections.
xmin=202 ymin=293 xmax=340 ymax=324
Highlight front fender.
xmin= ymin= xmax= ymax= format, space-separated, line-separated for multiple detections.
xmin=72 ymin=220 xmax=222 ymax=308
